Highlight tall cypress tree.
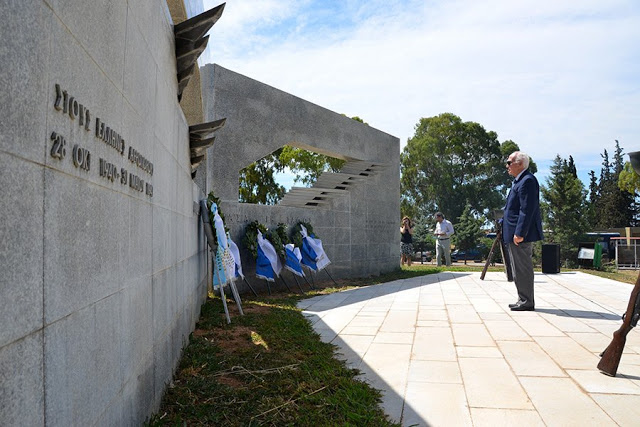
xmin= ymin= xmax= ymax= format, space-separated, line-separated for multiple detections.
xmin=594 ymin=141 xmax=634 ymax=228
xmin=586 ymin=170 xmax=599 ymax=228
xmin=611 ymin=141 xmax=635 ymax=226
xmin=541 ymin=155 xmax=588 ymax=266
xmin=568 ymin=155 xmax=577 ymax=178
xmin=595 ymin=149 xmax=614 ymax=229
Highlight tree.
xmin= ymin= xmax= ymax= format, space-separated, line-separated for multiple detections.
xmin=239 ymin=116 xmax=365 ymax=204
xmin=238 ymin=147 xmax=346 ymax=204
xmin=400 ymin=113 xmax=515 ymax=223
xmin=612 ymin=141 xmax=636 ymax=226
xmin=541 ymin=155 xmax=588 ymax=266
xmin=593 ymin=141 xmax=634 ymax=228
xmin=410 ymin=214 xmax=436 ymax=255
xmin=586 ymin=170 xmax=599 ymax=229
xmin=501 ymin=140 xmax=538 ymax=174
xmin=239 ymin=151 xmax=286 ymax=204
xmin=277 ymin=146 xmax=345 ymax=187
xmin=618 ymin=162 xmax=640 ymax=227
xmin=618 ymin=162 xmax=640 ymax=194
xmin=567 ymin=155 xmax=577 ymax=177
xmin=454 ymin=204 xmax=484 ymax=264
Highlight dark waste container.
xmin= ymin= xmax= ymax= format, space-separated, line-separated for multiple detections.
xmin=542 ymin=244 xmax=560 ymax=274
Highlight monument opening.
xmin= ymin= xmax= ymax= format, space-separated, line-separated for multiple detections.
xmin=238 ymin=145 xmax=346 ymax=205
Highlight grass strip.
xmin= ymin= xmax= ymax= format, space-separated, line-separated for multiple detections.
xmin=147 ymin=277 xmax=410 ymax=426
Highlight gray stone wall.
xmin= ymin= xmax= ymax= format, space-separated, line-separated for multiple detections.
xmin=200 ymin=64 xmax=400 ymax=288
xmin=0 ymin=1 xmax=208 ymax=425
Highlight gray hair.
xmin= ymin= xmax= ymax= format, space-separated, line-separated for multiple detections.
xmin=512 ymin=151 xmax=530 ymax=169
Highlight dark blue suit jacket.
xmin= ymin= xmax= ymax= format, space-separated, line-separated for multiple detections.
xmin=502 ymin=169 xmax=543 ymax=243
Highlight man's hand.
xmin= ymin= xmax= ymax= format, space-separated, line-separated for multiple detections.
xmin=513 ymin=235 xmax=524 ymax=245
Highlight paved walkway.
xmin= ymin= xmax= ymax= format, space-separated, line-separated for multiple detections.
xmin=297 ymin=271 xmax=640 ymax=426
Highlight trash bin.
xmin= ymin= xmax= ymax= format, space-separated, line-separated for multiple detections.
xmin=542 ymin=244 xmax=560 ymax=274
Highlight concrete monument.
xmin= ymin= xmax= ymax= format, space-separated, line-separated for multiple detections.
xmin=199 ymin=64 xmax=400 ymax=287
xmin=0 ymin=0 xmax=399 ymax=424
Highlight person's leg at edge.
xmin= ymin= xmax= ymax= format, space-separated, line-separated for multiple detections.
xmin=508 ymin=242 xmax=535 ymax=307
xmin=436 ymin=241 xmax=443 ymax=266
xmin=444 ymin=242 xmax=452 ymax=266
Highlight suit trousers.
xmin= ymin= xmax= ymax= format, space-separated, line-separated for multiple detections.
xmin=436 ymin=239 xmax=451 ymax=266
xmin=508 ymin=242 xmax=535 ymax=306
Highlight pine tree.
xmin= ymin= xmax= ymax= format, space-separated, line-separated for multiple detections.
xmin=541 ymin=155 xmax=588 ymax=266
xmin=453 ymin=204 xmax=484 ymax=265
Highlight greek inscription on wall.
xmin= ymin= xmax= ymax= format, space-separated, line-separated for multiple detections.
xmin=72 ymin=145 xmax=91 ymax=171
xmin=54 ymin=84 xmax=91 ymax=131
xmin=51 ymin=83 xmax=154 ymax=197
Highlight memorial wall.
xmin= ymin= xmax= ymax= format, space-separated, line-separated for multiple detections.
xmin=200 ymin=64 xmax=400 ymax=287
xmin=0 ymin=0 xmax=400 ymax=425
xmin=0 ymin=0 xmax=209 ymax=424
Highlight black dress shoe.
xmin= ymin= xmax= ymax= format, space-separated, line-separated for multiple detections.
xmin=510 ymin=303 xmax=534 ymax=311
xmin=508 ymin=301 xmax=524 ymax=308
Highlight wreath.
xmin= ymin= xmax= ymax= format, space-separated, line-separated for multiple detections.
xmin=206 ymin=191 xmax=227 ymax=243
xmin=264 ymin=228 xmax=285 ymax=258
xmin=275 ymin=223 xmax=289 ymax=245
xmin=291 ymin=221 xmax=316 ymax=249
xmin=242 ymin=220 xmax=267 ymax=259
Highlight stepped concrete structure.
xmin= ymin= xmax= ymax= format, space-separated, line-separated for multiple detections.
xmin=199 ymin=64 xmax=400 ymax=289
xmin=0 ymin=0 xmax=399 ymax=424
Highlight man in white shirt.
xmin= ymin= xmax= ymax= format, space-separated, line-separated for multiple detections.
xmin=434 ymin=212 xmax=454 ymax=266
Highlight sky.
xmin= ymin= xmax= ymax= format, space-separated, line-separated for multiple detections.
xmin=200 ymin=0 xmax=640 ymax=188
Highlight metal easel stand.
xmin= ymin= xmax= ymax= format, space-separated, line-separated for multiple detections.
xmin=213 ymin=262 xmax=231 ymax=324
xmin=243 ymin=277 xmax=259 ymax=297
xmin=323 ymin=268 xmax=339 ymax=286
xmin=279 ymin=274 xmax=293 ymax=292
xmin=228 ymin=278 xmax=244 ymax=316
xmin=303 ymin=267 xmax=316 ymax=290
xmin=291 ymin=272 xmax=306 ymax=294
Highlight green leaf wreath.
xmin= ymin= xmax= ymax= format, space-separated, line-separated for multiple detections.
xmin=275 ymin=223 xmax=289 ymax=245
xmin=242 ymin=220 xmax=267 ymax=259
xmin=264 ymin=228 xmax=285 ymax=258
xmin=206 ymin=191 xmax=227 ymax=243
xmin=291 ymin=221 xmax=316 ymax=249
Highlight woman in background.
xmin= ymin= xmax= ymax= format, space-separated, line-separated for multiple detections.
xmin=400 ymin=216 xmax=414 ymax=266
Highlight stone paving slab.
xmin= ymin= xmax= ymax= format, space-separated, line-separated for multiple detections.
xmin=297 ymin=271 xmax=640 ymax=426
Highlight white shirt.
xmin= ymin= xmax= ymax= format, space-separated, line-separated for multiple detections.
xmin=434 ymin=219 xmax=454 ymax=239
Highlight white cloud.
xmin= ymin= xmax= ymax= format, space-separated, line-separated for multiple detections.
xmin=201 ymin=0 xmax=640 ymax=182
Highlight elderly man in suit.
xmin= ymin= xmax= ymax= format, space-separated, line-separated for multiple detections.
xmin=503 ymin=151 xmax=543 ymax=311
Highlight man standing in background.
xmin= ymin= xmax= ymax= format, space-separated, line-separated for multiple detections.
xmin=434 ymin=212 xmax=454 ymax=266
xmin=503 ymin=151 xmax=543 ymax=311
